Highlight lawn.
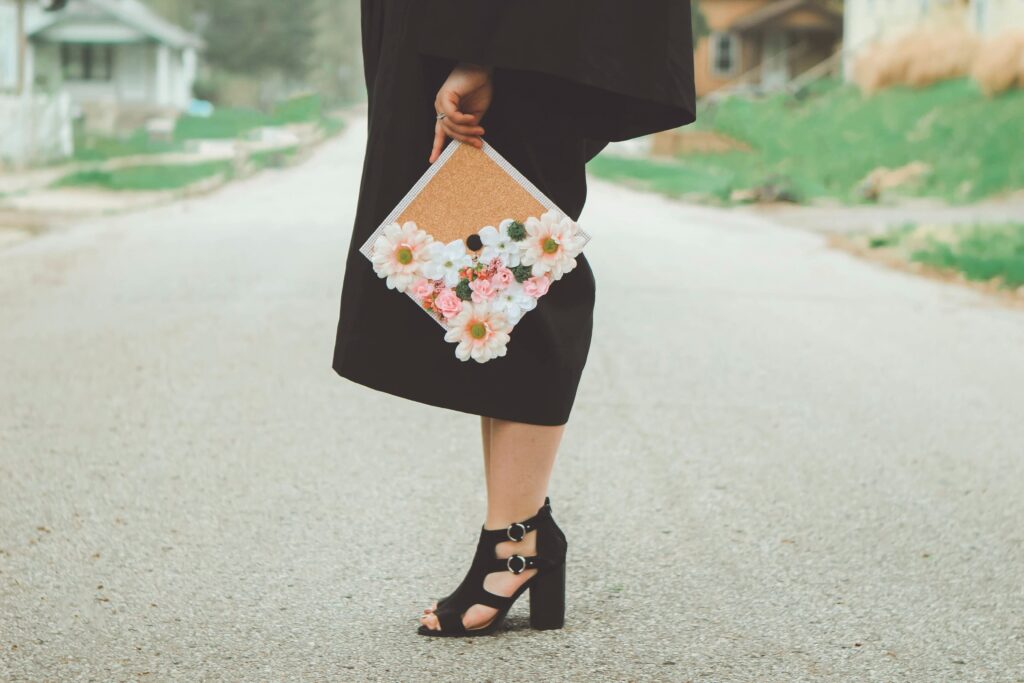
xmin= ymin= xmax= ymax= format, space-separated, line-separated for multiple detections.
xmin=54 ymin=161 xmax=233 ymax=191
xmin=589 ymin=79 xmax=1024 ymax=205
xmin=863 ymin=222 xmax=1024 ymax=289
xmin=173 ymin=93 xmax=326 ymax=141
xmin=73 ymin=129 xmax=183 ymax=162
xmin=73 ymin=93 xmax=341 ymax=161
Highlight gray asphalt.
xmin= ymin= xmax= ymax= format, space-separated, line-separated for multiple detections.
xmin=1 ymin=121 xmax=1023 ymax=682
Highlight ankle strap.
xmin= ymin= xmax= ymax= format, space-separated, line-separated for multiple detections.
xmin=488 ymin=553 xmax=559 ymax=575
xmin=481 ymin=497 xmax=552 ymax=544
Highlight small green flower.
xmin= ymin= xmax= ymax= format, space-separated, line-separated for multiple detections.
xmin=506 ymin=221 xmax=527 ymax=241
xmin=455 ymin=279 xmax=473 ymax=301
xmin=511 ymin=264 xmax=533 ymax=283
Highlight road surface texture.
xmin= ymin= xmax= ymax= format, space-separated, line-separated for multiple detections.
xmin=2 ymin=120 xmax=1022 ymax=682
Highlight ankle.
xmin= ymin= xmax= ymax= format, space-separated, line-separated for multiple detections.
xmin=484 ymin=497 xmax=548 ymax=531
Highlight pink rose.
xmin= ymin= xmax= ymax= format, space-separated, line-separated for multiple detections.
xmin=434 ymin=289 xmax=463 ymax=319
xmin=522 ymin=275 xmax=551 ymax=298
xmin=469 ymin=278 xmax=497 ymax=303
xmin=412 ymin=279 xmax=435 ymax=300
xmin=491 ymin=267 xmax=514 ymax=290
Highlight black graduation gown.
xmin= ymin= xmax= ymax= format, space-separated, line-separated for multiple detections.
xmin=333 ymin=0 xmax=696 ymax=426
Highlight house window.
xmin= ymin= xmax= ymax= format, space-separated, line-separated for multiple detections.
xmin=710 ymin=32 xmax=740 ymax=76
xmin=60 ymin=44 xmax=114 ymax=82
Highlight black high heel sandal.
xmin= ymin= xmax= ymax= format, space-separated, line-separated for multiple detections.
xmin=418 ymin=497 xmax=567 ymax=637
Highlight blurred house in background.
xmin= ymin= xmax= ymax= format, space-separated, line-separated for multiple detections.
xmin=694 ymin=0 xmax=843 ymax=97
xmin=843 ymin=0 xmax=1024 ymax=78
xmin=26 ymin=0 xmax=202 ymax=131
xmin=0 ymin=0 xmax=72 ymax=166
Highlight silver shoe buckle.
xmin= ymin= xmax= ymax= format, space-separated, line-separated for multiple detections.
xmin=506 ymin=555 xmax=527 ymax=575
xmin=506 ymin=522 xmax=527 ymax=542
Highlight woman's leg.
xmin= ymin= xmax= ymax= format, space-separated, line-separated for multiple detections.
xmin=483 ymin=419 xmax=563 ymax=528
xmin=421 ymin=418 xmax=565 ymax=631
xmin=481 ymin=416 xmax=493 ymax=480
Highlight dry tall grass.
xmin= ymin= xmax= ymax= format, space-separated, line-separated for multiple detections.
xmin=854 ymin=28 xmax=979 ymax=94
xmin=855 ymin=27 xmax=1024 ymax=96
xmin=971 ymin=30 xmax=1024 ymax=96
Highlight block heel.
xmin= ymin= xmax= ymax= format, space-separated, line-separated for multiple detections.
xmin=529 ymin=560 xmax=565 ymax=630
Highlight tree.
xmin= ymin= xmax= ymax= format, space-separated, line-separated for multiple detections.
xmin=143 ymin=0 xmax=203 ymax=29
xmin=692 ymin=0 xmax=711 ymax=42
xmin=310 ymin=0 xmax=363 ymax=103
xmin=144 ymin=0 xmax=316 ymax=80
xmin=201 ymin=0 xmax=316 ymax=80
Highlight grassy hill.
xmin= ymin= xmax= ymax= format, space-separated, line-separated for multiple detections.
xmin=589 ymin=79 xmax=1024 ymax=205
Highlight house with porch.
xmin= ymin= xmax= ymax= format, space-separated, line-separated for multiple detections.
xmin=694 ymin=0 xmax=844 ymax=98
xmin=0 ymin=0 xmax=73 ymax=165
xmin=20 ymin=0 xmax=202 ymax=130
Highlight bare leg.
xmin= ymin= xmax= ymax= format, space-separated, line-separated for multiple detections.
xmin=483 ymin=419 xmax=563 ymax=528
xmin=421 ymin=418 xmax=565 ymax=631
xmin=481 ymin=416 xmax=493 ymax=480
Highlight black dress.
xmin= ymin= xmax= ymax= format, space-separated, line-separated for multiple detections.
xmin=333 ymin=0 xmax=696 ymax=426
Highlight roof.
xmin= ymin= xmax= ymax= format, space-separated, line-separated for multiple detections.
xmin=28 ymin=0 xmax=203 ymax=49
xmin=728 ymin=0 xmax=842 ymax=33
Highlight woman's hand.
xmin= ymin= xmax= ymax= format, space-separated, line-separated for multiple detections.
xmin=430 ymin=62 xmax=493 ymax=163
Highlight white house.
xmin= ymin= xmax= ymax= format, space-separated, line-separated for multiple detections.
xmin=0 ymin=0 xmax=73 ymax=166
xmin=12 ymin=0 xmax=202 ymax=128
xmin=844 ymin=0 xmax=1024 ymax=77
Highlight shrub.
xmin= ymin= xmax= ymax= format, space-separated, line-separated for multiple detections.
xmin=972 ymin=29 xmax=1024 ymax=96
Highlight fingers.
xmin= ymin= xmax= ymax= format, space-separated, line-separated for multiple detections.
xmin=429 ymin=121 xmax=445 ymax=163
xmin=441 ymin=120 xmax=485 ymax=148
xmin=432 ymin=90 xmax=485 ymax=152
xmin=436 ymin=90 xmax=478 ymax=125
xmin=429 ymin=114 xmax=484 ymax=162
xmin=441 ymin=117 xmax=485 ymax=139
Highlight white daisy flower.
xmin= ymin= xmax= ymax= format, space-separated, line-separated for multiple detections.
xmin=478 ymin=220 xmax=522 ymax=267
xmin=443 ymin=302 xmax=512 ymax=363
xmin=520 ymin=211 xmax=586 ymax=280
xmin=423 ymin=239 xmax=472 ymax=287
xmin=492 ymin=281 xmax=538 ymax=325
xmin=370 ymin=221 xmax=434 ymax=292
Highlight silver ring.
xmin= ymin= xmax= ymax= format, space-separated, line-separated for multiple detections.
xmin=506 ymin=522 xmax=527 ymax=542
xmin=506 ymin=555 xmax=527 ymax=574
xmin=435 ymin=112 xmax=446 ymax=121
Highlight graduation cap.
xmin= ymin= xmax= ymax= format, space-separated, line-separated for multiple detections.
xmin=360 ymin=140 xmax=590 ymax=363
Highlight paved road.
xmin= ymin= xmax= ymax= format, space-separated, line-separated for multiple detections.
xmin=2 ymin=121 xmax=1022 ymax=682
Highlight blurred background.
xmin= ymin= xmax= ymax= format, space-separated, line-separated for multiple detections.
xmin=1 ymin=0 xmax=1022 ymax=288
xmin=0 ymin=0 xmax=360 ymax=240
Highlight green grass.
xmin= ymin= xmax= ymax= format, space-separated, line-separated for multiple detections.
xmin=55 ymin=94 xmax=342 ymax=190
xmin=54 ymin=161 xmax=233 ymax=191
xmin=71 ymin=94 xmax=341 ymax=163
xmin=590 ymin=79 xmax=1024 ymax=205
xmin=587 ymin=153 xmax=799 ymax=203
xmin=73 ymin=129 xmax=183 ymax=162
xmin=270 ymin=93 xmax=322 ymax=125
xmin=174 ymin=107 xmax=271 ymax=141
xmin=174 ymin=94 xmax=327 ymax=141
xmin=869 ymin=222 xmax=1024 ymax=288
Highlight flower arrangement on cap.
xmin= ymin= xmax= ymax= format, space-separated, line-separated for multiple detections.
xmin=369 ymin=209 xmax=586 ymax=362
